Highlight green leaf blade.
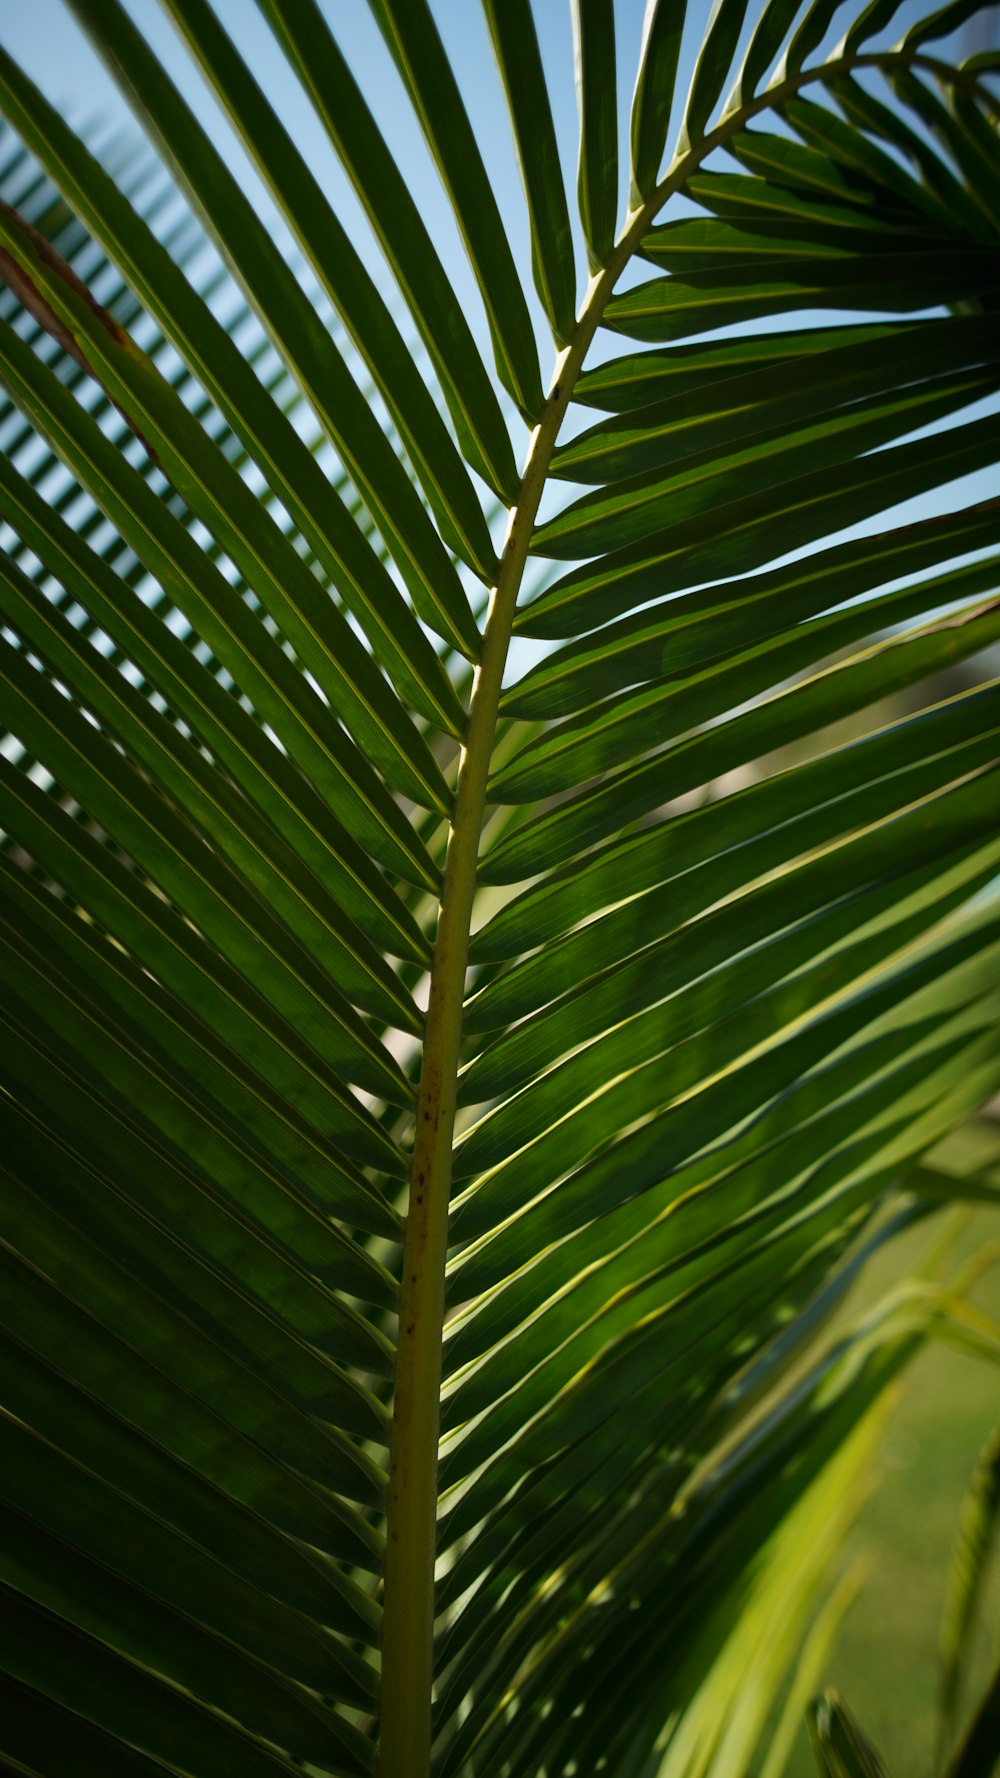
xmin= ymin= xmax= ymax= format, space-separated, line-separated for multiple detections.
xmin=483 ymin=0 xmax=577 ymax=346
xmin=572 ymin=0 xmax=619 ymax=270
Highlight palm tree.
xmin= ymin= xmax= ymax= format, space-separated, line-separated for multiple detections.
xmin=1 ymin=2 xmax=999 ymax=1774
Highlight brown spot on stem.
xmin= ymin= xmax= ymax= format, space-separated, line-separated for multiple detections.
xmin=0 ymin=201 xmax=157 ymax=458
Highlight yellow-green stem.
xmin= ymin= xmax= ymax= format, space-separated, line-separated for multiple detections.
xmin=376 ymin=46 xmax=977 ymax=1777
xmin=376 ymin=289 xmax=609 ymax=1777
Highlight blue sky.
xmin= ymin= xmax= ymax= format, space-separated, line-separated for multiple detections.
xmin=7 ymin=0 xmax=996 ymax=398
xmin=2 ymin=0 xmax=999 ymax=648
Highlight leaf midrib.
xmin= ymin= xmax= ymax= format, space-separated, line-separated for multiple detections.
xmin=375 ymin=42 xmax=995 ymax=1778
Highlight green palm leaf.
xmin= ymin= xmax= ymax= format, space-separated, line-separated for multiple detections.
xmin=1 ymin=6 xmax=999 ymax=1777
xmin=572 ymin=0 xmax=619 ymax=269
xmin=939 ymin=1418 xmax=1000 ymax=1748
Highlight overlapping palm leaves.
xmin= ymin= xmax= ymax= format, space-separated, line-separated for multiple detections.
xmin=0 ymin=2 xmax=999 ymax=1775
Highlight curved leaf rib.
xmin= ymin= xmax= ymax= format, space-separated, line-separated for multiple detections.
xmin=382 ymin=34 xmax=1000 ymax=1777
xmin=379 ymin=294 xmax=590 ymax=1778
xmin=378 ymin=32 xmax=987 ymax=1764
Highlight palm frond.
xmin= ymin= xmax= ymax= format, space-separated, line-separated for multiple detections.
xmin=1 ymin=6 xmax=999 ymax=1776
